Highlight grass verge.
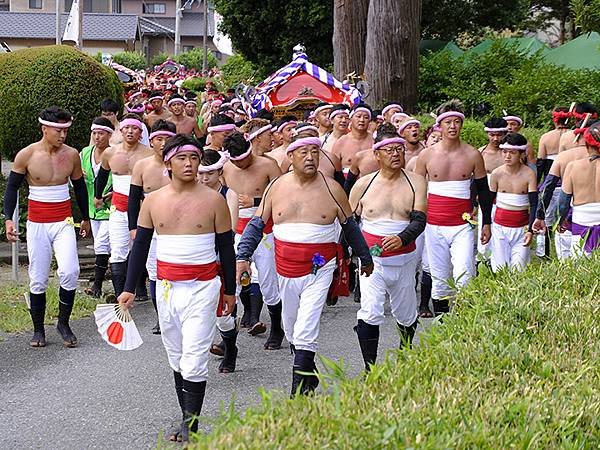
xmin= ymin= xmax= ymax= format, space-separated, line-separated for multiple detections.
xmin=192 ymin=254 xmax=600 ymax=449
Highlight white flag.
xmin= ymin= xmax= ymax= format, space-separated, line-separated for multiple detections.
xmin=212 ymin=12 xmax=233 ymax=55
xmin=62 ymin=0 xmax=81 ymax=46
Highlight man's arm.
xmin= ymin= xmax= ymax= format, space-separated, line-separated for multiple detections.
xmin=344 ymin=154 xmax=361 ymax=195
xmin=236 ymin=179 xmax=276 ymax=261
xmin=348 ymin=175 xmax=368 ymax=216
xmin=128 ymin=160 xmax=145 ymax=231
xmin=214 ymin=196 xmax=236 ymax=302
xmin=414 ymin=150 xmax=428 ymax=177
xmin=472 ymin=152 xmax=493 ymax=225
xmin=225 ymin=188 xmax=239 ymax=231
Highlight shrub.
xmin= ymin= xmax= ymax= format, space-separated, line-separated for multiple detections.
xmin=111 ymin=51 xmax=146 ymax=71
xmin=150 ymin=52 xmax=169 ymax=68
xmin=0 ymin=45 xmax=123 ymax=160
xmin=220 ymin=53 xmax=265 ymax=89
xmin=174 ymin=48 xmax=219 ymax=71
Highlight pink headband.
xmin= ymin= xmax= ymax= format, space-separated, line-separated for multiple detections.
xmin=120 ymin=118 xmax=144 ymax=131
xmin=314 ymin=104 xmax=332 ymax=115
xmin=126 ymin=104 xmax=145 ymax=114
xmin=163 ymin=144 xmax=202 ymax=162
xmin=293 ymin=125 xmax=319 ymax=135
xmin=207 ymin=124 xmax=236 ymax=133
xmin=277 ymin=120 xmax=297 ymax=133
xmin=90 ymin=124 xmax=114 ymax=134
xmin=286 ymin=137 xmax=322 ymax=153
xmin=499 ymin=143 xmax=528 ymax=152
xmin=329 ymin=109 xmax=349 ymax=119
xmin=484 ymin=127 xmax=508 ymax=132
xmin=149 ymin=96 xmax=163 ymax=102
xmin=167 ymin=98 xmax=185 ymax=106
xmin=503 ymin=115 xmax=523 ymax=125
xmin=149 ymin=130 xmax=176 ymax=140
xmin=212 ymin=99 xmax=223 ymax=106
xmin=391 ymin=112 xmax=409 ymax=122
xmin=38 ymin=118 xmax=72 ymax=128
xmin=373 ymin=137 xmax=405 ymax=150
xmin=185 ymin=100 xmax=197 ymax=106
xmin=382 ymin=104 xmax=403 ymax=116
xmin=349 ymin=107 xmax=372 ymax=119
xmin=435 ymin=111 xmax=465 ymax=125
xmin=377 ymin=115 xmax=384 ymax=121
xmin=245 ymin=124 xmax=271 ymax=141
xmin=228 ymin=146 xmax=253 ymax=161
xmin=198 ymin=151 xmax=229 ymax=172
xmin=397 ymin=119 xmax=420 ymax=134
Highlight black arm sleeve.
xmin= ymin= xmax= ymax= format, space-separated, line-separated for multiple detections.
xmin=397 ymin=210 xmax=427 ymax=246
xmin=216 ymin=231 xmax=236 ymax=295
xmin=341 ymin=217 xmax=373 ymax=267
xmin=557 ymin=190 xmax=572 ymax=224
xmin=71 ymin=177 xmax=90 ymax=221
xmin=94 ymin=166 xmax=110 ymax=200
xmin=343 ymin=171 xmax=358 ymax=196
xmin=528 ymin=192 xmax=538 ymax=231
xmin=333 ymin=170 xmax=345 ymax=188
xmin=474 ymin=177 xmax=493 ymax=225
xmin=236 ymin=216 xmax=265 ymax=261
xmin=123 ymin=226 xmax=153 ymax=293
xmin=128 ymin=184 xmax=144 ymax=231
xmin=536 ymin=158 xmax=554 ymax=184
xmin=253 ymin=197 xmax=262 ymax=207
xmin=536 ymin=174 xmax=560 ymax=220
xmin=3 ymin=171 xmax=25 ymax=219
xmin=490 ymin=191 xmax=497 ymax=204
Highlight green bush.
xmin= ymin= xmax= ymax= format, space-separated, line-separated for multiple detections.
xmin=0 ymin=45 xmax=123 ymax=160
xmin=192 ymin=254 xmax=600 ymax=449
xmin=181 ymin=76 xmax=212 ymax=92
xmin=111 ymin=51 xmax=146 ymax=71
xmin=174 ymin=48 xmax=219 ymax=71
xmin=150 ymin=52 xmax=169 ymax=68
xmin=220 ymin=53 xmax=265 ymax=89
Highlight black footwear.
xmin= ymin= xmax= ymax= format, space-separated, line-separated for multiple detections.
xmin=29 ymin=292 xmax=46 ymax=348
xmin=181 ymin=380 xmax=206 ymax=443
xmin=397 ymin=319 xmax=418 ymax=349
xmin=353 ymin=277 xmax=361 ymax=303
xmin=57 ymin=288 xmax=77 ymax=348
xmin=88 ymin=254 xmax=109 ymax=299
xmin=354 ymin=319 xmax=379 ymax=371
xmin=30 ymin=330 xmax=46 ymax=348
xmin=264 ymin=302 xmax=284 ymax=350
xmin=110 ymin=262 xmax=127 ymax=297
xmin=419 ymin=271 xmax=434 ymax=318
xmin=432 ymin=298 xmax=450 ymax=316
xmin=291 ymin=349 xmax=318 ymax=397
xmin=151 ymin=321 xmax=161 ymax=334
xmin=218 ymin=330 xmax=238 ymax=373
xmin=170 ymin=371 xmax=185 ymax=442
xmin=239 ymin=285 xmax=252 ymax=328
xmin=348 ymin=262 xmax=357 ymax=292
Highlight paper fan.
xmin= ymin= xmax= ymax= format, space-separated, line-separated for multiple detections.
xmin=94 ymin=304 xmax=143 ymax=351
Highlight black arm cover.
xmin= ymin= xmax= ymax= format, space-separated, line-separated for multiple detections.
xmin=253 ymin=197 xmax=262 ymax=207
xmin=3 ymin=171 xmax=25 ymax=219
xmin=536 ymin=174 xmax=560 ymax=220
xmin=94 ymin=166 xmax=110 ymax=200
xmin=557 ymin=191 xmax=572 ymax=224
xmin=528 ymin=192 xmax=538 ymax=231
xmin=536 ymin=158 xmax=554 ymax=184
xmin=490 ymin=191 xmax=497 ymax=204
xmin=123 ymin=226 xmax=153 ymax=293
xmin=216 ymin=231 xmax=236 ymax=295
xmin=128 ymin=184 xmax=144 ymax=231
xmin=397 ymin=210 xmax=427 ymax=246
xmin=343 ymin=171 xmax=358 ymax=196
xmin=341 ymin=217 xmax=373 ymax=267
xmin=474 ymin=177 xmax=493 ymax=225
xmin=236 ymin=216 xmax=265 ymax=261
xmin=71 ymin=177 xmax=90 ymax=220
xmin=334 ymin=170 xmax=345 ymax=188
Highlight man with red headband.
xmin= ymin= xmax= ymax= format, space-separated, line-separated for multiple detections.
xmin=145 ymin=90 xmax=172 ymax=128
xmin=332 ymin=103 xmax=375 ymax=178
xmin=166 ymin=94 xmax=202 ymax=137
xmin=558 ymin=103 xmax=598 ymax=153
xmin=3 ymin=107 xmax=91 ymax=348
xmin=236 ymin=134 xmax=373 ymax=396
xmin=95 ymin=113 xmax=153 ymax=298
xmin=117 ymin=135 xmax=236 ymax=443
xmin=415 ymin=100 xmax=493 ymax=316
xmin=558 ymin=121 xmax=600 ymax=256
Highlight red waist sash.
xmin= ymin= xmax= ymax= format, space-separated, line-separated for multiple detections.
xmin=157 ymin=260 xmax=219 ymax=281
xmin=427 ymin=193 xmax=472 ymax=226
xmin=236 ymin=216 xmax=274 ymax=235
xmin=274 ymin=238 xmax=338 ymax=278
xmin=494 ymin=207 xmax=529 ymax=228
xmin=27 ymin=199 xmax=71 ymax=223
xmin=362 ymin=231 xmax=416 ymax=257
xmin=112 ymin=192 xmax=128 ymax=212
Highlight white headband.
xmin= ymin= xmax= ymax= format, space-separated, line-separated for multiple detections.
xmin=167 ymin=98 xmax=185 ymax=106
xmin=245 ymin=124 xmax=271 ymax=142
xmin=349 ymin=107 xmax=372 ymax=119
xmin=484 ymin=127 xmax=508 ymax=132
xmin=435 ymin=111 xmax=465 ymax=125
xmin=149 ymin=130 xmax=176 ymax=140
xmin=373 ymin=137 xmax=405 ymax=150
xmin=198 ymin=151 xmax=229 ymax=172
xmin=503 ymin=115 xmax=523 ymax=125
xmin=120 ymin=118 xmax=144 ymax=131
xmin=314 ymin=104 xmax=332 ymax=115
xmin=499 ymin=143 xmax=528 ymax=152
xmin=293 ymin=125 xmax=319 ymax=135
xmin=277 ymin=120 xmax=297 ymax=133
xmin=382 ymin=104 xmax=403 ymax=116
xmin=329 ymin=109 xmax=349 ymax=120
xmin=391 ymin=112 xmax=410 ymax=122
xmin=90 ymin=124 xmax=114 ymax=134
xmin=148 ymin=96 xmax=163 ymax=102
xmin=397 ymin=119 xmax=421 ymax=134
xmin=39 ymin=118 xmax=72 ymax=128
xmin=185 ymin=100 xmax=197 ymax=105
xmin=286 ymin=137 xmax=322 ymax=153
xmin=228 ymin=145 xmax=253 ymax=161
xmin=207 ymin=124 xmax=236 ymax=133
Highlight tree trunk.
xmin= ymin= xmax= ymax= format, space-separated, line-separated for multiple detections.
xmin=364 ymin=0 xmax=421 ymax=112
xmin=333 ymin=0 xmax=370 ymax=81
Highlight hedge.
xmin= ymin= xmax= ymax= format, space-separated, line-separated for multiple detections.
xmin=0 ymin=45 xmax=123 ymax=160
xmin=192 ymin=254 xmax=600 ymax=449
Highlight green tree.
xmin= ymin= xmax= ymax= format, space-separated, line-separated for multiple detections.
xmin=174 ymin=48 xmax=219 ymax=71
xmin=571 ymin=0 xmax=600 ymax=33
xmin=219 ymin=53 xmax=264 ymax=88
xmin=111 ymin=51 xmax=146 ymax=71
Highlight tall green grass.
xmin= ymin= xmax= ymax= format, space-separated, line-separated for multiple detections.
xmin=193 ymin=254 xmax=600 ymax=449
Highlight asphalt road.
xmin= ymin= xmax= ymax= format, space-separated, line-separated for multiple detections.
xmin=0 ymin=295 xmax=428 ymax=449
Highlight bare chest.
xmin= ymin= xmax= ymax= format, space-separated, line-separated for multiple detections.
xmin=27 ymin=151 xmax=73 ymax=185
xmin=225 ymin=166 xmax=270 ymax=196
xmin=142 ymin=164 xmax=170 ymax=193
xmin=271 ymin=185 xmax=338 ymax=224
xmin=151 ymin=196 xmax=216 ymax=234
xmin=360 ymin=181 xmax=413 ymax=220
xmin=482 ymin=150 xmax=504 ymax=173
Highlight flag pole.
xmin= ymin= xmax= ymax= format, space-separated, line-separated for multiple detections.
xmin=55 ymin=0 xmax=60 ymax=44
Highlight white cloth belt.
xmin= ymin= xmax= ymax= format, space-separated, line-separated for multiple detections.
xmin=239 ymin=206 xmax=258 ymax=219
xmin=156 ymin=234 xmax=216 ymax=264
xmin=362 ymin=219 xmax=409 ymax=235
xmin=572 ymin=203 xmax=600 ymax=226
xmin=112 ymin=174 xmax=131 ymax=195
xmin=28 ymin=183 xmax=70 ymax=202
xmin=273 ymin=222 xmax=339 ymax=244
xmin=496 ymin=192 xmax=529 ymax=209
xmin=427 ymin=180 xmax=471 ymax=199
xmin=547 ymin=154 xmax=558 ymax=161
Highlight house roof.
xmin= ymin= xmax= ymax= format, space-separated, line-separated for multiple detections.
xmin=0 ymin=12 xmax=139 ymax=41
xmin=139 ymin=12 xmax=213 ymax=37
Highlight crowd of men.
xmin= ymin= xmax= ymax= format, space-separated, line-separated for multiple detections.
xmin=3 ymin=87 xmax=599 ymax=442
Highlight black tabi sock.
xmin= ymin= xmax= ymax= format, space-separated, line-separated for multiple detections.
xmin=29 ymin=292 xmax=46 ymax=333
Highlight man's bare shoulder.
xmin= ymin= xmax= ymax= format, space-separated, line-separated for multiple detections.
xmin=490 ymin=164 xmax=506 ymax=177
xmin=404 ymin=169 xmax=427 ymax=187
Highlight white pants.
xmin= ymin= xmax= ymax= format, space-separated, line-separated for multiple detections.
xmin=91 ymin=219 xmax=110 ymax=255
xmin=416 ymin=234 xmax=429 ymax=272
xmin=278 ymin=259 xmax=335 ymax=353
xmin=357 ymin=254 xmax=418 ymax=327
xmin=27 ymin=220 xmax=80 ymax=294
xmin=490 ymin=223 xmax=530 ymax=272
xmin=157 ymin=277 xmax=220 ymax=382
xmin=146 ymin=233 xmax=157 ymax=281
xmin=555 ymin=230 xmax=572 ymax=260
xmin=108 ymin=210 xmax=130 ymax=263
xmin=425 ymin=223 xmax=475 ymax=299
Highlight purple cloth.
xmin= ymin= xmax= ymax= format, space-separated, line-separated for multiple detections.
xmin=571 ymin=222 xmax=600 ymax=253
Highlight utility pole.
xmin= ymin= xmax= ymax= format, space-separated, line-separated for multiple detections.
xmin=55 ymin=0 xmax=61 ymax=44
xmin=202 ymin=0 xmax=208 ymax=72
xmin=77 ymin=0 xmax=83 ymax=49
xmin=174 ymin=0 xmax=182 ymax=55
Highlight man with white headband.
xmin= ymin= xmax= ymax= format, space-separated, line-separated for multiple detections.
xmin=322 ymin=104 xmax=349 ymax=154
xmin=3 ymin=107 xmax=91 ymax=348
xmin=503 ymin=113 xmax=535 ymax=168
xmin=270 ymin=115 xmax=298 ymax=169
xmin=128 ymin=119 xmax=177 ymax=334
xmin=167 ymin=94 xmax=202 ymax=137
xmin=222 ymin=132 xmax=283 ymax=347
xmin=145 ymin=90 xmax=171 ymax=128
xmin=349 ymin=123 xmax=427 ymax=370
xmin=332 ymin=103 xmax=374 ymax=177
xmin=241 ymin=118 xmax=274 ymax=160
xmin=183 ymin=92 xmax=198 ymax=122
xmin=558 ymin=103 xmax=598 ymax=153
xmin=313 ymin=102 xmax=333 ymax=139
xmin=381 ymin=102 xmax=404 ymax=124
xmin=396 ymin=116 xmax=425 ymax=165
xmin=117 ymin=135 xmax=236 ymax=443
xmin=205 ymin=114 xmax=236 ymax=151
xmin=415 ymin=99 xmax=493 ymax=316
xmin=95 ymin=113 xmax=153 ymax=299
xmin=236 ymin=134 xmax=373 ymax=396
xmin=82 ymin=117 xmax=114 ymax=299
xmin=99 ymin=98 xmax=123 ymax=146
xmin=558 ymin=121 xmax=600 ymax=256
xmin=488 ymin=133 xmax=537 ymax=271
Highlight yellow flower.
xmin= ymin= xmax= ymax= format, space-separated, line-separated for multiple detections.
xmin=64 ymin=217 xmax=81 ymax=227
xmin=110 ymin=205 xmax=117 ymax=213
xmin=161 ymin=279 xmax=172 ymax=302
xmin=462 ymin=212 xmax=478 ymax=227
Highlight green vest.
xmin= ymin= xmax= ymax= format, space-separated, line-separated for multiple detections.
xmin=80 ymin=145 xmax=112 ymax=221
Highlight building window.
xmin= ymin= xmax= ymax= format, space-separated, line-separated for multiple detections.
xmin=65 ymin=0 xmax=109 ymax=12
xmin=29 ymin=0 xmax=42 ymax=9
xmin=142 ymin=3 xmax=166 ymax=14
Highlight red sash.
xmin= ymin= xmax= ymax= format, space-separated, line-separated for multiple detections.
xmin=112 ymin=192 xmax=128 ymax=212
xmin=362 ymin=231 xmax=416 ymax=257
xmin=27 ymin=199 xmax=71 ymax=223
xmin=157 ymin=260 xmax=219 ymax=281
xmin=427 ymin=193 xmax=472 ymax=226
xmin=274 ymin=239 xmax=338 ymax=278
xmin=327 ymin=244 xmax=350 ymax=299
xmin=236 ymin=216 xmax=274 ymax=235
xmin=494 ymin=207 xmax=529 ymax=228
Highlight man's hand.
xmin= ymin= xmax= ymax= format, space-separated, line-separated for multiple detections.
xmin=480 ymin=224 xmax=491 ymax=245
xmin=5 ymin=220 xmax=19 ymax=242
xmin=557 ymin=220 xmax=570 ymax=234
xmin=79 ymin=220 xmax=91 ymax=238
xmin=221 ymin=294 xmax=236 ymax=316
xmin=238 ymin=194 xmax=254 ymax=209
xmin=129 ymin=229 xmax=137 ymax=241
xmin=93 ymin=197 xmax=104 ymax=210
xmin=381 ymin=235 xmax=404 ymax=252
xmin=532 ymin=218 xmax=546 ymax=234
xmin=236 ymin=260 xmax=251 ymax=283
xmin=117 ymin=291 xmax=135 ymax=310
xmin=360 ymin=263 xmax=374 ymax=277
xmin=523 ymin=231 xmax=533 ymax=247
